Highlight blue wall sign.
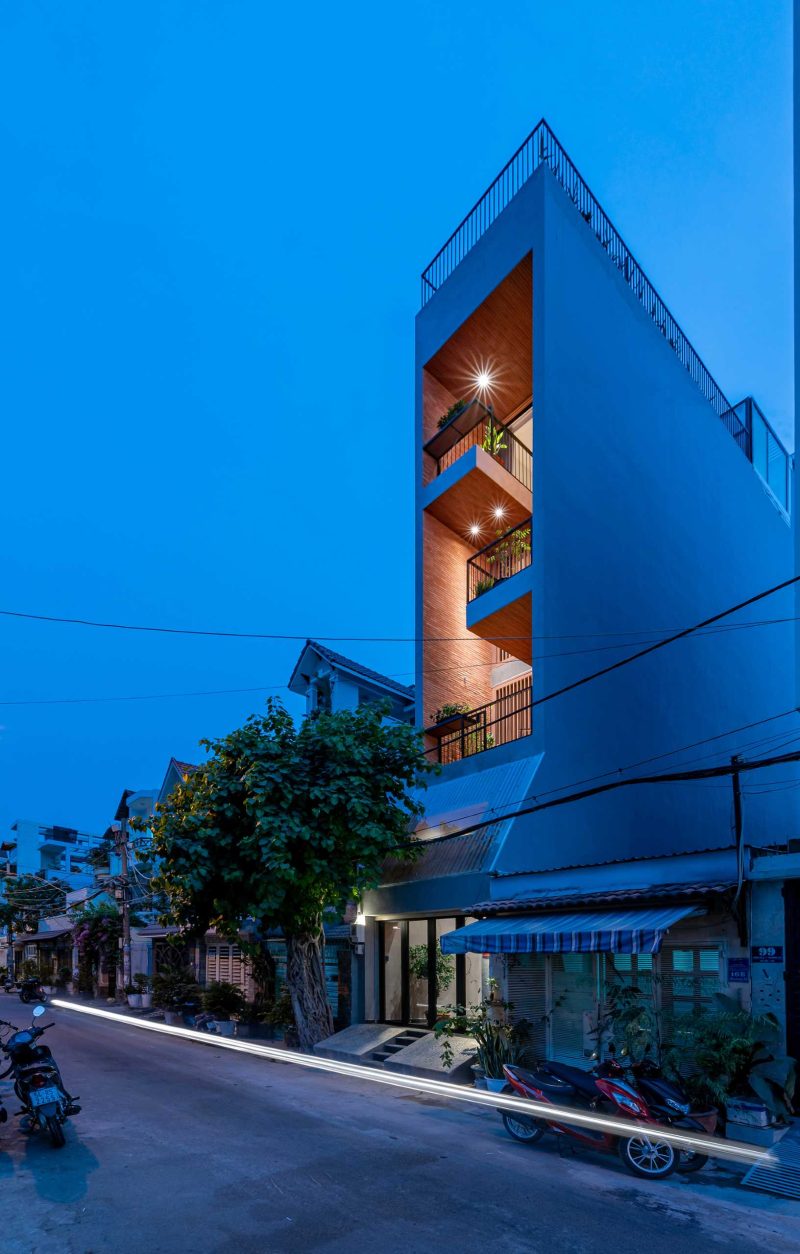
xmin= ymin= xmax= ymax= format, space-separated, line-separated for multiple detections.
xmin=727 ymin=957 xmax=750 ymax=983
xmin=751 ymin=945 xmax=783 ymax=964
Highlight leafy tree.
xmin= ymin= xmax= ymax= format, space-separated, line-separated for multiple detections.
xmin=143 ymin=698 xmax=434 ymax=1048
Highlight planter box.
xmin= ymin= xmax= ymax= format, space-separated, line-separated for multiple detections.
xmin=164 ymin=1010 xmax=184 ymax=1027
xmin=726 ymin=1122 xmax=786 ymax=1148
xmin=139 ymin=993 xmax=152 ymax=1009
xmin=127 ymin=994 xmax=142 ymax=1008
xmin=725 ymin=1099 xmax=770 ymax=1128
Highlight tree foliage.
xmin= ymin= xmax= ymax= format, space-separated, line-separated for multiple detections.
xmin=142 ymin=698 xmax=435 ymax=1046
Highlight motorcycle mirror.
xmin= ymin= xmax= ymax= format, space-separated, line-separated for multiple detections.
xmin=32 ymin=1005 xmax=46 ymax=1019
xmin=589 ymin=1050 xmax=598 ymax=1060
xmin=619 ymin=1047 xmax=628 ymax=1057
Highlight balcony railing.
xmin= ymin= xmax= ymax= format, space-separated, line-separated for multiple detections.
xmin=423 ymin=399 xmax=531 ymax=491
xmin=420 ymin=119 xmax=790 ymax=510
xmin=424 ymin=681 xmax=532 ymax=764
xmin=722 ymin=397 xmax=790 ymax=513
xmin=467 ymin=518 xmax=532 ymax=602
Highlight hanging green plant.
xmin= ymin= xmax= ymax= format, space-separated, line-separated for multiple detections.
xmin=437 ymin=399 xmax=468 ymax=429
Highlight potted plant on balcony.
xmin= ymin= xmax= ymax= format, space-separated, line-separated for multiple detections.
xmin=202 ymin=980 xmax=247 ymax=1038
xmin=428 ymin=702 xmax=472 ymax=729
xmin=482 ymin=420 xmax=507 ymax=460
xmin=133 ymin=972 xmax=152 ymax=1008
xmin=437 ymin=399 xmax=468 ymax=430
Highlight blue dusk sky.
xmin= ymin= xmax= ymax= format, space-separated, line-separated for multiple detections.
xmin=0 ymin=2 xmax=793 ymax=834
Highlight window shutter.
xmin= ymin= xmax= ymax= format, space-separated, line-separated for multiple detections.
xmin=507 ymin=955 xmax=547 ymax=1062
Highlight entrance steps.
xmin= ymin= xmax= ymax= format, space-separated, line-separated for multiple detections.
xmin=370 ymin=1027 xmax=429 ymax=1065
xmin=314 ymin=1022 xmax=476 ymax=1083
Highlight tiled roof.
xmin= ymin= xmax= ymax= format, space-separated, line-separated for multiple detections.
xmin=172 ymin=760 xmax=198 ymax=777
xmin=296 ymin=640 xmax=414 ymax=701
xmin=470 ymin=880 xmax=737 ymax=916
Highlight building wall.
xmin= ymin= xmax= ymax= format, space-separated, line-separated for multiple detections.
xmin=416 ymin=166 xmax=797 ymax=880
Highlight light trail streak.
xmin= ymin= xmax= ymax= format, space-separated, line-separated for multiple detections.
xmin=50 ymin=1000 xmax=772 ymax=1168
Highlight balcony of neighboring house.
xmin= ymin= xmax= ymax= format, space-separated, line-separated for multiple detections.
xmin=424 ymin=676 xmax=533 ymax=765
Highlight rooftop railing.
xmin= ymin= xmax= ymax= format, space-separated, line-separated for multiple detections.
xmin=467 ymin=518 xmax=532 ymax=602
xmin=420 ymin=120 xmax=790 ymax=512
xmin=423 ymin=399 xmax=532 ymax=492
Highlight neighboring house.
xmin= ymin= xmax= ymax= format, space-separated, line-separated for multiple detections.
xmin=288 ymin=640 xmax=415 ymax=724
xmin=5 ymin=819 xmax=107 ymax=894
xmin=351 ymin=121 xmax=798 ymax=1064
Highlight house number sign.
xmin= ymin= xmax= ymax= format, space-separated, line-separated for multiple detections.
xmin=751 ymin=945 xmax=783 ymax=963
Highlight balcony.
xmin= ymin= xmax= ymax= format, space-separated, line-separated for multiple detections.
xmin=425 ymin=680 xmax=532 ymax=764
xmin=423 ymin=402 xmax=532 ymax=539
xmin=465 ymin=519 xmax=532 ymax=665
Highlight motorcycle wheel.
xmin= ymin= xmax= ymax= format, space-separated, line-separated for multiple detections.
xmin=19 ymin=990 xmax=31 ymax=1004
xmin=677 ymin=1150 xmax=709 ymax=1174
xmin=45 ymin=1115 xmax=65 ymax=1149
xmin=502 ymin=1112 xmax=545 ymax=1144
xmin=618 ymin=1135 xmax=676 ymax=1179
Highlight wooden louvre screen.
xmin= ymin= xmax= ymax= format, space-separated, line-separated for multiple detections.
xmin=493 ymin=675 xmax=532 ymax=745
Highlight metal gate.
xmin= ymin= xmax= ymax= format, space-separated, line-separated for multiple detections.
xmin=784 ymin=880 xmax=800 ymax=1073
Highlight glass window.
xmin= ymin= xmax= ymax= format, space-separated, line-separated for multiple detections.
xmin=661 ymin=946 xmax=721 ymax=1016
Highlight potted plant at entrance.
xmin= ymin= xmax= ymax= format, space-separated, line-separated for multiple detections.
xmin=202 ymin=981 xmax=247 ymax=1037
xmin=133 ymin=972 xmax=152 ymax=1009
xmin=435 ymin=992 xmax=531 ymax=1091
xmin=125 ymin=982 xmax=141 ymax=1008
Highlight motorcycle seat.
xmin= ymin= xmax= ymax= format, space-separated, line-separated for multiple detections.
xmin=541 ymin=1061 xmax=601 ymax=1099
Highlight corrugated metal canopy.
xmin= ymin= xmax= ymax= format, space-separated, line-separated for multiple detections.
xmin=439 ymin=905 xmax=697 ymax=956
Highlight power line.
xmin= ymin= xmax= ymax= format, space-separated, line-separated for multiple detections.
xmin=0 ymin=597 xmax=797 ymax=644
xmin=405 ymin=748 xmax=800 ymax=849
xmin=530 ymin=574 xmax=800 ymax=712
xmin=409 ymin=708 xmax=800 ymax=841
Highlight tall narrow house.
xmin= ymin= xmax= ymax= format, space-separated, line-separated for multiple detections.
xmin=357 ymin=122 xmax=796 ymax=1067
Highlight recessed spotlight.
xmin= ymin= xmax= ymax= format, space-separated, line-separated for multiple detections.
xmin=493 ymin=506 xmax=506 ymax=521
xmin=475 ymin=369 xmax=493 ymax=392
xmin=468 ymin=523 xmax=482 ymax=539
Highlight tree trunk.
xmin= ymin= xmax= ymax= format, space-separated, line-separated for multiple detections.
xmin=284 ymin=929 xmax=334 ymax=1050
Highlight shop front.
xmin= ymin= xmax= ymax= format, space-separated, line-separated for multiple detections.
xmin=441 ymin=901 xmax=743 ymax=1064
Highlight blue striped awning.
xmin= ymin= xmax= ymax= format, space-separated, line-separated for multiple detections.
xmin=439 ymin=905 xmax=697 ymax=956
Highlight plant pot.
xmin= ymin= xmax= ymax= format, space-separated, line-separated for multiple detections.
xmin=215 ymin=1020 xmax=236 ymax=1038
xmin=127 ymin=993 xmax=142 ymax=1008
xmin=139 ymin=993 xmax=152 ymax=1009
xmin=485 ymin=1077 xmax=509 ymax=1093
xmin=164 ymin=1009 xmax=184 ymax=1027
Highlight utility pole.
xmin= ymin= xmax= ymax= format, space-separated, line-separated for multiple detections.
xmin=114 ymin=791 xmax=133 ymax=996
xmin=731 ymin=755 xmax=746 ymax=943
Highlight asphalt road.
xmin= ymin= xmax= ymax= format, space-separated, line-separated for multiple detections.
xmin=0 ymin=1005 xmax=799 ymax=1254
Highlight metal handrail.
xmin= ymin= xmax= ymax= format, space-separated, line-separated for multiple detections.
xmin=419 ymin=119 xmax=790 ymax=504
xmin=426 ymin=408 xmax=532 ymax=491
xmin=424 ymin=681 xmax=533 ymax=764
xmin=467 ymin=518 xmax=532 ymax=602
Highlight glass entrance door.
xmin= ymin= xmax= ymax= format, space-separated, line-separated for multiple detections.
xmin=380 ymin=917 xmax=470 ymax=1026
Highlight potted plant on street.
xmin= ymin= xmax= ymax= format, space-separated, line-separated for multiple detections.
xmin=202 ymin=981 xmax=247 ymax=1037
xmin=125 ymin=982 xmax=141 ymax=1008
xmin=133 ymin=972 xmax=152 ymax=1008
xmin=152 ymin=968 xmax=200 ymax=1026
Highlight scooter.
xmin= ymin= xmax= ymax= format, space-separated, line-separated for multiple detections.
xmin=597 ymin=1046 xmax=718 ymax=1173
xmin=0 ymin=1005 xmax=80 ymax=1148
xmin=501 ymin=1060 xmax=679 ymax=1179
xmin=2 ymin=976 xmax=48 ymax=1003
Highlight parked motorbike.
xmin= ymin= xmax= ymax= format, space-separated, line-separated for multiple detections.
xmin=0 ymin=1005 xmax=80 ymax=1148
xmin=596 ymin=1046 xmax=718 ymax=1173
xmin=2 ymin=976 xmax=48 ymax=1003
xmin=500 ymin=1059 xmax=680 ymax=1179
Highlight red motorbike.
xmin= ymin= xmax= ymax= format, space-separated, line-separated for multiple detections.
xmin=501 ymin=1061 xmax=679 ymax=1179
